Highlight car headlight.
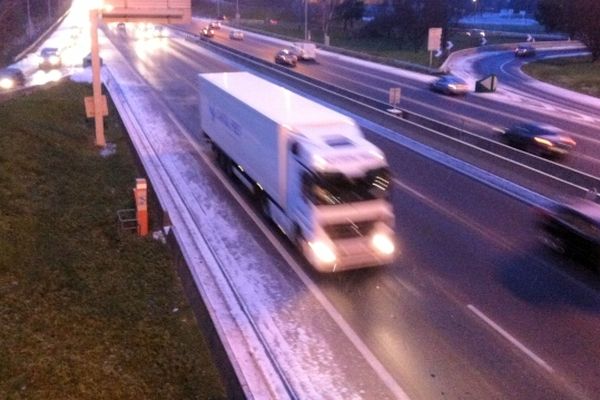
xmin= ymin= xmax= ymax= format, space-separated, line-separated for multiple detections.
xmin=0 ymin=78 xmax=14 ymax=89
xmin=371 ymin=233 xmax=395 ymax=255
xmin=534 ymin=137 xmax=553 ymax=147
xmin=49 ymin=55 xmax=60 ymax=65
xmin=308 ymin=241 xmax=337 ymax=264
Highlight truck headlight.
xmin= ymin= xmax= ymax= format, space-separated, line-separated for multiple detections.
xmin=0 ymin=78 xmax=14 ymax=89
xmin=372 ymin=233 xmax=395 ymax=255
xmin=309 ymin=241 xmax=337 ymax=264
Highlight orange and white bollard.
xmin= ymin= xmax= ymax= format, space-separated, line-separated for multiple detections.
xmin=134 ymin=178 xmax=148 ymax=236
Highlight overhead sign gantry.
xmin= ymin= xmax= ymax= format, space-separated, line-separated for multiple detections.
xmin=85 ymin=0 xmax=191 ymax=147
xmin=101 ymin=0 xmax=191 ymax=24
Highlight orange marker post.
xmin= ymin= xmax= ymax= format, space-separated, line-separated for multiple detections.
xmin=134 ymin=178 xmax=148 ymax=236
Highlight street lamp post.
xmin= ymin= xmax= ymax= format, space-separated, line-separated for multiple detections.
xmin=235 ymin=0 xmax=240 ymax=25
xmin=26 ymin=0 xmax=34 ymax=38
xmin=88 ymin=6 xmax=106 ymax=147
xmin=304 ymin=0 xmax=308 ymax=41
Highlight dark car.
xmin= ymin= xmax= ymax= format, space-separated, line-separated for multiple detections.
xmin=538 ymin=197 xmax=600 ymax=270
xmin=0 ymin=67 xmax=26 ymax=90
xmin=514 ymin=44 xmax=536 ymax=57
xmin=201 ymin=27 xmax=215 ymax=38
xmin=38 ymin=47 xmax=62 ymax=70
xmin=430 ymin=75 xmax=469 ymax=95
xmin=82 ymin=53 xmax=103 ymax=68
xmin=274 ymin=49 xmax=298 ymax=67
xmin=500 ymin=123 xmax=576 ymax=157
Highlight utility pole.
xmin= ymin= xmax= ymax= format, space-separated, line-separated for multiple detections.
xmin=26 ymin=0 xmax=34 ymax=38
xmin=304 ymin=0 xmax=308 ymax=40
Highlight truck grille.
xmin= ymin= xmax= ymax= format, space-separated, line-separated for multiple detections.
xmin=324 ymin=221 xmax=375 ymax=239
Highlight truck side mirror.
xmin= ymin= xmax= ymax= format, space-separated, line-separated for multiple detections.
xmin=291 ymin=142 xmax=299 ymax=155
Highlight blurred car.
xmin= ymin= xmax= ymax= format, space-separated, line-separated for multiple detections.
xmin=274 ymin=49 xmax=298 ymax=67
xmin=290 ymin=42 xmax=317 ymax=61
xmin=514 ymin=44 xmax=536 ymax=57
xmin=500 ymin=123 xmax=576 ymax=157
xmin=229 ymin=30 xmax=244 ymax=40
xmin=82 ymin=53 xmax=103 ymax=68
xmin=201 ymin=27 xmax=215 ymax=38
xmin=537 ymin=197 xmax=600 ymax=269
xmin=0 ymin=67 xmax=25 ymax=90
xmin=209 ymin=21 xmax=221 ymax=30
xmin=38 ymin=47 xmax=62 ymax=70
xmin=117 ymin=22 xmax=126 ymax=32
xmin=430 ymin=75 xmax=469 ymax=95
xmin=153 ymin=25 xmax=169 ymax=38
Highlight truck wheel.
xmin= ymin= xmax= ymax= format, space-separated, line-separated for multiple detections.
xmin=259 ymin=193 xmax=271 ymax=220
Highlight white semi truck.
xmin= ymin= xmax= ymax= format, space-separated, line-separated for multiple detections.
xmin=198 ymin=72 xmax=396 ymax=272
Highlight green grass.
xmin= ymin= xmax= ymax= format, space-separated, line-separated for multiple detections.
xmin=522 ymin=56 xmax=600 ymax=99
xmin=0 ymin=82 xmax=226 ymax=399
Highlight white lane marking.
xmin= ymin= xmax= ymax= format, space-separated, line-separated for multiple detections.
xmin=467 ymin=304 xmax=554 ymax=374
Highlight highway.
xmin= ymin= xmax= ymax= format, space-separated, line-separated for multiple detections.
xmin=97 ymin=22 xmax=600 ymax=399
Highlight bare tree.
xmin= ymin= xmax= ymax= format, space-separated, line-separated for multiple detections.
xmin=537 ymin=0 xmax=600 ymax=61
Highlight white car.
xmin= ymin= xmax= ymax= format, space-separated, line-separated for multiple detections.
xmin=229 ymin=30 xmax=244 ymax=40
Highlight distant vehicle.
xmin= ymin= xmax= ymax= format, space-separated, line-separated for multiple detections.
xmin=209 ymin=21 xmax=221 ymax=30
xmin=537 ymin=197 xmax=600 ymax=270
xmin=153 ymin=25 xmax=169 ymax=38
xmin=38 ymin=47 xmax=62 ymax=70
xmin=198 ymin=72 xmax=397 ymax=272
xmin=514 ymin=44 xmax=536 ymax=57
xmin=229 ymin=30 xmax=244 ymax=40
xmin=430 ymin=75 xmax=469 ymax=95
xmin=290 ymin=42 xmax=317 ymax=61
xmin=274 ymin=49 xmax=298 ymax=67
xmin=201 ymin=27 xmax=215 ymax=38
xmin=82 ymin=53 xmax=103 ymax=68
xmin=500 ymin=123 xmax=576 ymax=157
xmin=0 ymin=67 xmax=25 ymax=90
xmin=116 ymin=22 xmax=126 ymax=32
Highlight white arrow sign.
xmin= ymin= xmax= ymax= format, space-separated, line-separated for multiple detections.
xmin=526 ymin=34 xmax=533 ymax=42
xmin=480 ymin=37 xmax=487 ymax=46
xmin=446 ymin=41 xmax=454 ymax=51
xmin=434 ymin=49 xmax=443 ymax=58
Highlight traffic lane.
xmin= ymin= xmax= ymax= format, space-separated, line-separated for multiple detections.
xmin=178 ymin=23 xmax=600 ymax=171
xmin=108 ymin=32 xmax=600 ymax=398
xmin=367 ymin=130 xmax=600 ymax=398
xmin=176 ymin=22 xmax=600 ymax=166
xmin=300 ymin=57 xmax=600 ymax=175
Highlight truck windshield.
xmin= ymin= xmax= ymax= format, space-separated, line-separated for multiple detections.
xmin=306 ymin=167 xmax=391 ymax=205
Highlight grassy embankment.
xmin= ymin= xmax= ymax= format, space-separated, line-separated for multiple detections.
xmin=0 ymin=82 xmax=226 ymax=399
xmin=522 ymin=56 xmax=600 ymax=99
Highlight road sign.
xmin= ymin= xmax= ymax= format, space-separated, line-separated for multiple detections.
xmin=475 ymin=74 xmax=497 ymax=93
xmin=102 ymin=0 xmax=191 ymax=24
xmin=389 ymin=87 xmax=401 ymax=106
xmin=480 ymin=37 xmax=487 ymax=46
xmin=428 ymin=28 xmax=442 ymax=51
xmin=84 ymin=95 xmax=108 ymax=118
xmin=446 ymin=41 xmax=454 ymax=51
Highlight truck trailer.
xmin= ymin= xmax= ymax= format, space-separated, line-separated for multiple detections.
xmin=198 ymin=72 xmax=396 ymax=272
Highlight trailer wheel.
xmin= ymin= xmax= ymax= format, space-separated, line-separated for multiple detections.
xmin=259 ymin=193 xmax=271 ymax=220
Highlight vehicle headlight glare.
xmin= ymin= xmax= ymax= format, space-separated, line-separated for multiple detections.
xmin=534 ymin=137 xmax=553 ymax=147
xmin=309 ymin=241 xmax=337 ymax=264
xmin=372 ymin=233 xmax=395 ymax=255
xmin=0 ymin=78 xmax=14 ymax=89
